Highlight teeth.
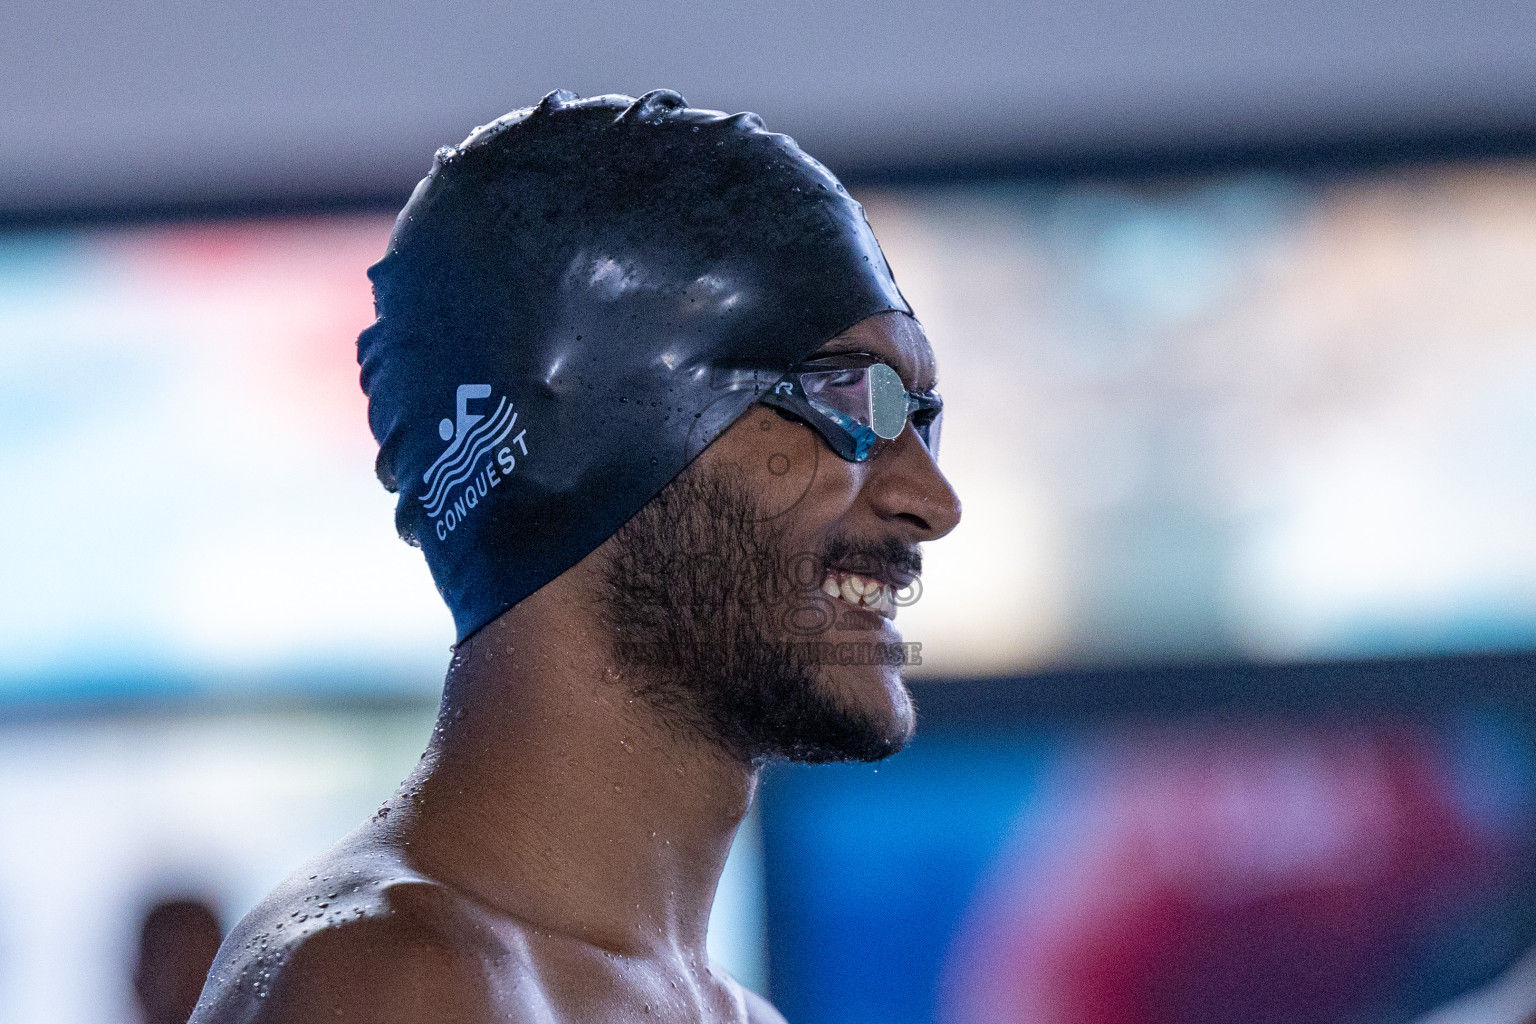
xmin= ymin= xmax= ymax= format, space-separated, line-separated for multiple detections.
xmin=823 ymin=571 xmax=899 ymax=616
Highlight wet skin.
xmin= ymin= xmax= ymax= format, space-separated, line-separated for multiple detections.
xmin=191 ymin=311 xmax=961 ymax=1024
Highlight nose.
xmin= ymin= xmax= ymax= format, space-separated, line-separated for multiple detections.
xmin=863 ymin=426 xmax=962 ymax=541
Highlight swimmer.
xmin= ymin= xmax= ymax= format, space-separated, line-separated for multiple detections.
xmin=192 ymin=90 xmax=961 ymax=1024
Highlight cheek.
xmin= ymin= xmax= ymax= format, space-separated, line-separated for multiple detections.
xmin=706 ymin=409 xmax=868 ymax=535
xmin=737 ymin=411 xmax=828 ymax=524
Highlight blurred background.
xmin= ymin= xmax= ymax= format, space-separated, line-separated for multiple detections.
xmin=6 ymin=2 xmax=1536 ymax=1022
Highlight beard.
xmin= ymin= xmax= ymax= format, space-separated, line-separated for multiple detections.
xmin=600 ymin=459 xmax=915 ymax=765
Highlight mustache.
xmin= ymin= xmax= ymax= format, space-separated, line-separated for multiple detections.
xmin=819 ymin=534 xmax=922 ymax=587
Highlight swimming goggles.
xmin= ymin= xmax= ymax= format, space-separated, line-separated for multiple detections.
xmin=757 ymin=355 xmax=943 ymax=463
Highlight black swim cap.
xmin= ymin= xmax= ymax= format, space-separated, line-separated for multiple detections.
xmin=359 ymin=89 xmax=910 ymax=641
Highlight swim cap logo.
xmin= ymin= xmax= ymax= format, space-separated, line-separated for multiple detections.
xmin=422 ymin=384 xmax=529 ymax=542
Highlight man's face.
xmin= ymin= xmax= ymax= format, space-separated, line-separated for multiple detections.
xmin=601 ymin=312 xmax=962 ymax=763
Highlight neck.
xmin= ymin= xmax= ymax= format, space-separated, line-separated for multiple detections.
xmin=392 ymin=580 xmax=757 ymax=959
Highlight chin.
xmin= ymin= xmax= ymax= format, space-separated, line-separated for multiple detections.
xmin=862 ymin=670 xmax=918 ymax=753
xmin=855 ymin=666 xmax=918 ymax=742
xmin=810 ymin=620 xmax=919 ymax=758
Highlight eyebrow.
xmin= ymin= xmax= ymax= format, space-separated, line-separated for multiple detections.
xmin=806 ymin=343 xmax=879 ymax=360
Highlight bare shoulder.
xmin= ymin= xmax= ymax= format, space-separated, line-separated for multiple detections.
xmin=191 ymin=845 xmax=548 ymax=1024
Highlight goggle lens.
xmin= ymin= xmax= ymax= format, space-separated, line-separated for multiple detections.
xmin=775 ymin=362 xmax=942 ymax=462
xmin=919 ymin=404 xmax=943 ymax=457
